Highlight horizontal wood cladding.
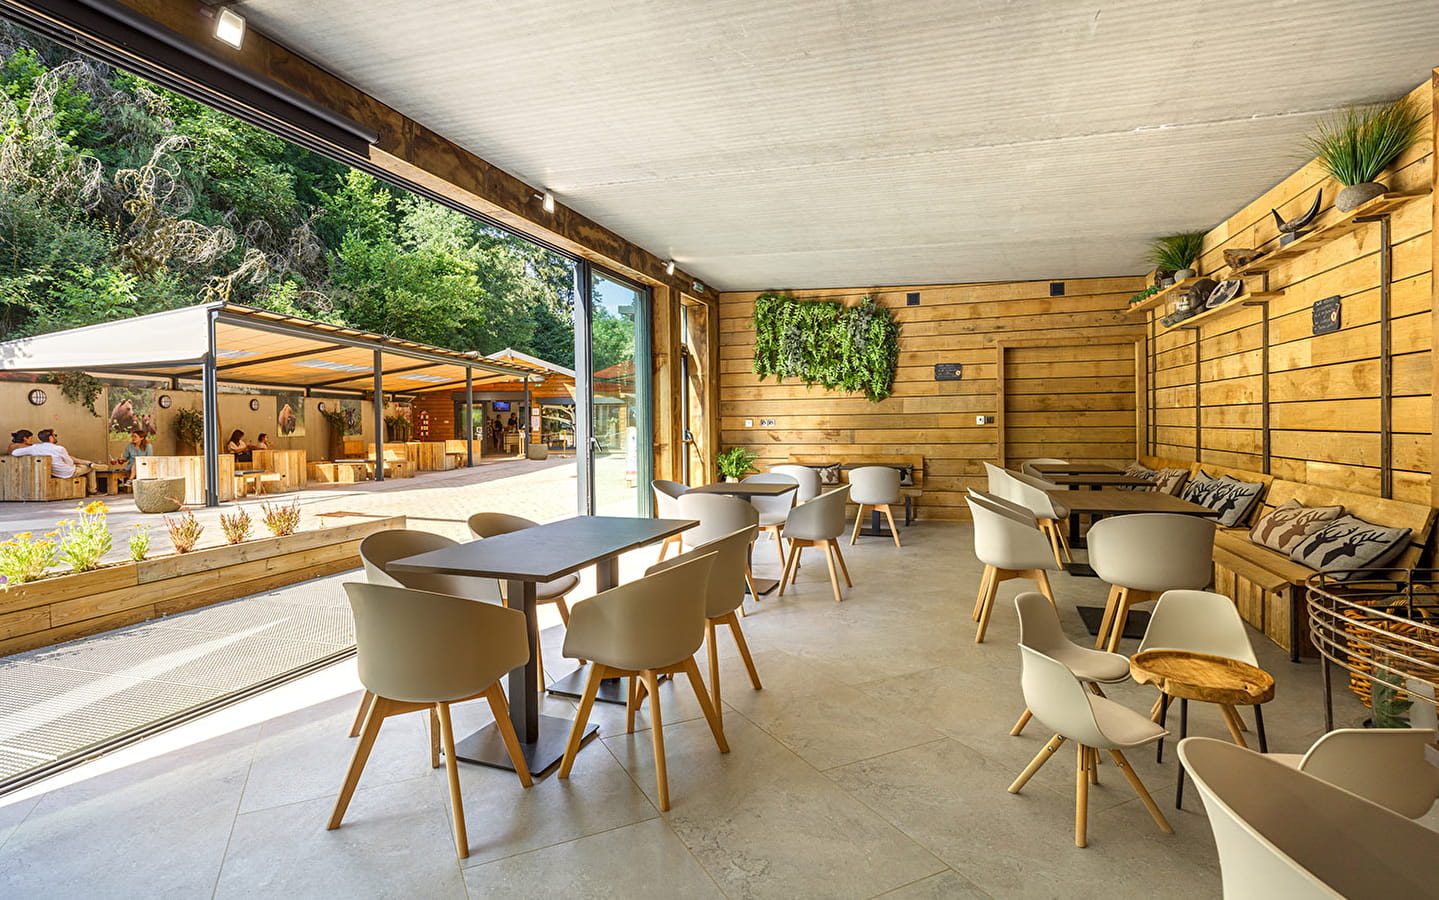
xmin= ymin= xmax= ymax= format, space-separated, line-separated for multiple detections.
xmin=0 ymin=514 xmax=403 ymax=657
xmin=1136 ymin=77 xmax=1435 ymax=509
xmin=718 ymin=278 xmax=1145 ymax=520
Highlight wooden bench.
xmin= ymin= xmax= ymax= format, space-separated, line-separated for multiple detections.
xmin=1211 ymin=480 xmax=1436 ymax=661
xmin=0 ymin=455 xmax=87 ymax=501
xmin=308 ymin=461 xmax=371 ymax=484
xmin=785 ymin=454 xmax=925 ymax=524
xmin=234 ymin=469 xmax=282 ymax=496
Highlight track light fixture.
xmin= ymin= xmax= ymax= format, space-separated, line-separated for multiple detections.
xmin=665 ymin=260 xmax=675 ymax=276
xmin=214 ymin=5 xmax=246 ymax=49
xmin=535 ymin=191 xmax=555 ymax=213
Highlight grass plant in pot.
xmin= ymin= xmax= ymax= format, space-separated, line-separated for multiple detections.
xmin=1305 ymin=97 xmax=1425 ymax=212
xmin=1147 ymin=231 xmax=1206 ymax=283
xmin=716 ymin=447 xmax=759 ymax=482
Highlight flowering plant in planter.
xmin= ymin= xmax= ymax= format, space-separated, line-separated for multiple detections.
xmin=220 ymin=508 xmax=253 ymax=545
xmin=56 ymin=500 xmax=113 ymax=572
xmin=128 ymin=524 xmax=151 ymax=561
xmin=0 ymin=530 xmax=61 ymax=586
xmin=260 ymin=499 xmax=301 ymax=536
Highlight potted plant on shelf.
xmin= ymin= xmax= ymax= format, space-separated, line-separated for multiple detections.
xmin=716 ymin=447 xmax=759 ymax=482
xmin=1304 ymin=97 xmax=1425 ymax=212
xmin=1147 ymin=231 xmax=1206 ymax=283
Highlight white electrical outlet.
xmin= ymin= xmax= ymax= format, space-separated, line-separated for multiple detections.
xmin=745 ymin=419 xmax=753 ymax=427
xmin=976 ymin=415 xmax=996 ymax=425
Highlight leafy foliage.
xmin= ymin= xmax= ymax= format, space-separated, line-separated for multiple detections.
xmin=1146 ymin=232 xmax=1206 ymax=273
xmin=52 ymin=370 xmax=102 ymax=416
xmin=716 ymin=447 xmax=759 ymax=480
xmin=751 ymin=293 xmax=900 ymax=403
xmin=172 ymin=406 xmax=203 ymax=448
xmin=56 ymin=500 xmax=112 ymax=572
xmin=260 ymin=499 xmax=300 ymax=536
xmin=1304 ymin=98 xmax=1426 ymax=187
xmin=164 ymin=509 xmax=203 ymax=553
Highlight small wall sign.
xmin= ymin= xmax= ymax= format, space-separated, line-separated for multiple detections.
xmin=1312 ymin=296 xmax=1341 ymax=335
xmin=933 ymin=363 xmax=963 ymax=381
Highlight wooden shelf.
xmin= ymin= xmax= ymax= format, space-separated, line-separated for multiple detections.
xmin=1156 ymin=291 xmax=1285 ymax=334
xmin=1228 ymin=192 xmax=1424 ymax=275
xmin=1127 ymin=276 xmax=1200 ymax=314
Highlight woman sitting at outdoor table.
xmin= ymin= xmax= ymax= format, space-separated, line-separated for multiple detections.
xmin=8 ymin=429 xmax=35 ymax=454
xmin=118 ymin=430 xmax=152 ymax=482
xmin=227 ymin=429 xmax=254 ymax=463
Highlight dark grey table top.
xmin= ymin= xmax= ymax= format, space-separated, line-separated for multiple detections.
xmin=389 ymin=516 xmax=696 ymax=582
xmin=687 ymin=482 xmax=798 ymax=498
xmin=1045 ymin=473 xmax=1155 ymax=487
xmin=1028 ymin=462 xmax=1124 ymax=476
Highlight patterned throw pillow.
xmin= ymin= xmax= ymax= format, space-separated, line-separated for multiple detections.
xmin=1152 ymin=468 xmax=1189 ymax=497
xmin=1205 ymin=477 xmax=1267 ymax=527
xmin=816 ymin=464 xmax=842 ymax=486
xmin=1121 ymin=462 xmax=1158 ymax=492
xmin=1288 ymin=515 xmax=1412 ymax=580
xmin=1249 ymin=499 xmax=1345 ymax=553
xmin=1181 ymin=471 xmax=1217 ymax=504
xmin=894 ymin=464 xmax=914 ymax=487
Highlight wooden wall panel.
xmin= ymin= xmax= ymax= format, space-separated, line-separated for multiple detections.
xmin=716 ymin=279 xmax=1145 ymax=520
xmin=1134 ymin=78 xmax=1435 ymax=509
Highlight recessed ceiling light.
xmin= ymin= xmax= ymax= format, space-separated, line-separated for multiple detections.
xmin=215 ymin=349 xmax=256 ymax=359
xmin=294 ymin=360 xmax=369 ymax=373
xmin=396 ymin=373 xmax=451 ymax=383
xmin=215 ymin=7 xmax=246 ymax=49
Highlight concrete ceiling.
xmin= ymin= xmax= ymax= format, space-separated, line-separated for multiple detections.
xmin=242 ymin=0 xmax=1439 ymax=291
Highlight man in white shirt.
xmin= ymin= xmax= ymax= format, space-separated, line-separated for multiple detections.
xmin=13 ymin=429 xmax=95 ymax=492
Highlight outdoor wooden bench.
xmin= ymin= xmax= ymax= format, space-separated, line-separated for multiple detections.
xmin=0 ymin=455 xmax=87 ymax=501
xmin=308 ymin=460 xmax=370 ymax=484
xmin=235 ymin=469 xmax=282 ymax=496
xmin=786 ymin=453 xmax=925 ymax=524
xmin=1211 ymin=480 xmax=1436 ymax=661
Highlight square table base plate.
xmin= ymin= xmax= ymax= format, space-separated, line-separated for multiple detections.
xmin=454 ymin=714 xmax=594 ymax=775
xmin=1075 ymin=604 xmax=1150 ymax=640
xmin=547 ymin=665 xmax=629 ymax=705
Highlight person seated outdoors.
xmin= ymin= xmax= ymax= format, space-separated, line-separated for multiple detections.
xmin=13 ymin=428 xmax=97 ymax=492
xmin=227 ymin=429 xmax=254 ymax=463
xmin=119 ymin=429 xmax=152 ymax=482
xmin=252 ymin=433 xmax=273 ymax=451
xmin=8 ymin=429 xmax=35 ymax=454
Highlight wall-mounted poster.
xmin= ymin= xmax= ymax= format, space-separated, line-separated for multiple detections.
xmin=108 ymin=386 xmax=157 ymax=439
xmin=339 ymin=398 xmax=363 ymax=436
xmin=276 ymin=390 xmax=304 ymax=437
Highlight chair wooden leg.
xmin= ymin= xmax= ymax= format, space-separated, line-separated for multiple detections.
xmin=484 ymin=684 xmax=533 ymax=787
xmin=1096 ymin=585 xmax=1123 ymax=650
xmin=644 ymin=669 xmax=670 ymax=811
xmin=1010 ymin=708 xmax=1033 ymax=736
xmin=850 ymin=504 xmax=866 ymax=544
xmin=348 ymin=690 xmax=375 ymax=738
xmin=1106 ymin=590 xmax=1132 ymax=654
xmin=1043 ymin=520 xmax=1065 ymax=568
xmin=1009 ymin=732 xmax=1065 ymax=793
xmin=329 ymin=696 xmax=387 ymax=829
xmin=1056 ymin=523 xmax=1074 ymax=563
xmin=435 ymin=702 xmax=469 ymax=859
xmin=831 ymin=541 xmax=853 ymax=586
xmin=743 ymin=563 xmax=759 ymax=602
xmin=1088 ymin=745 xmax=1099 ymax=785
xmin=771 ymin=528 xmax=786 ymax=567
xmin=974 ymin=569 xmax=1004 ymax=643
xmin=1033 ymin=569 xmax=1057 ymax=609
xmin=822 ymin=541 xmax=844 ymax=602
xmin=681 ymin=656 xmax=730 ymax=753
xmin=882 ymin=505 xmax=901 ymax=547
xmin=1219 ymin=704 xmax=1249 ymax=748
xmin=554 ymin=598 xmax=570 ymax=625
xmin=706 ymin=620 xmax=722 ymax=729
xmin=1110 ymin=748 xmax=1173 ymax=834
xmin=429 ymin=707 xmax=441 ymax=769
xmin=972 ymin=565 xmax=995 ymax=622
xmin=559 ymin=664 xmax=606 ymax=779
xmin=625 ymin=675 xmax=640 ymax=734
xmin=777 ymin=542 xmax=801 ymax=595
xmin=1076 ymin=743 xmax=1089 ymax=848
xmin=724 ymin=612 xmax=762 ymax=690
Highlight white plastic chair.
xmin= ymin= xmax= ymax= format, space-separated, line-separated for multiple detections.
xmin=1180 ymin=736 xmax=1439 ymax=898
xmin=743 ymin=472 xmax=799 ymax=567
xmin=769 ymin=464 xmax=821 ymax=502
xmin=1010 ymin=591 xmax=1130 ymax=736
xmin=1087 ymin=513 xmax=1215 ymax=652
xmin=983 ymin=462 xmax=1070 ymax=565
xmin=676 ymin=492 xmax=759 ymax=599
xmin=1268 ymin=728 xmax=1439 ymax=819
xmin=1008 ymin=645 xmax=1173 ymax=848
xmin=848 ymin=466 xmax=903 ymax=548
xmin=966 ymin=490 xmax=1061 ymax=643
xmin=1021 ymin=458 xmax=1067 ymax=478
xmin=652 ymin=479 xmax=689 ymax=561
xmin=778 ymin=486 xmax=852 ymax=603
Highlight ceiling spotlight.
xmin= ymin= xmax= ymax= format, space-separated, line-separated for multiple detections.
xmin=539 ymin=191 xmax=555 ymax=213
xmin=215 ymin=6 xmax=246 ymax=49
xmin=665 ymin=260 xmax=676 ymax=276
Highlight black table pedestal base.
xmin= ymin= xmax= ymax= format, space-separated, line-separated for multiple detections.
xmin=1076 ymin=604 xmax=1150 ymax=639
xmin=547 ymin=664 xmax=629 ymax=704
xmin=454 ymin=714 xmax=592 ymax=776
xmin=747 ymin=577 xmax=780 ymax=596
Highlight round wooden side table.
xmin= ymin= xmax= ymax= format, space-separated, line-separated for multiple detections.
xmin=1130 ymin=648 xmax=1275 ymax=809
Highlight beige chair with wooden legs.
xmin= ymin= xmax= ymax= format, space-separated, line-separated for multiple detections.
xmin=743 ymin=472 xmax=799 ymax=566
xmin=652 ymin=479 xmax=689 ymax=561
xmin=1010 ymin=591 xmax=1130 ymax=737
xmin=351 ymin=529 xmax=504 ymax=737
xmin=1087 ymin=514 xmax=1215 ymax=653
xmin=984 ymin=462 xmax=1072 ymax=565
xmin=1021 ymin=458 xmax=1066 ymax=478
xmin=769 ymin=464 xmax=821 ymax=502
xmin=966 ymin=490 xmax=1060 ymax=643
xmin=1138 ymin=589 xmax=1258 ymax=738
xmin=1179 ymin=737 xmax=1439 ymax=898
xmin=330 ymin=582 xmax=532 ymax=860
xmin=677 ymin=491 xmax=761 ymax=600
xmin=558 ymin=551 xmax=728 ymax=811
xmin=647 ymin=527 xmax=762 ymax=728
xmin=848 ymin=465 xmax=903 ymax=547
xmin=1008 ymin=645 xmax=1173 ymax=848
xmin=777 ymin=486 xmax=852 ymax=603
xmin=1269 ymin=727 xmax=1439 ymax=819
xmin=468 ymin=512 xmax=583 ymax=687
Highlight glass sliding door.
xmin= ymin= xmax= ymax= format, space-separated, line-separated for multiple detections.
xmin=580 ymin=267 xmax=652 ymax=516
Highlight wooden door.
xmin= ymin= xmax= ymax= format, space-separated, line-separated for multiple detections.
xmin=998 ymin=339 xmax=1142 ymax=468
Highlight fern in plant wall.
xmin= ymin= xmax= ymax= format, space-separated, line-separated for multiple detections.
xmin=751 ymin=293 xmax=900 ymax=402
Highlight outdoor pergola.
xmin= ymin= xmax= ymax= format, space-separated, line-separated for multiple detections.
xmin=0 ymin=302 xmax=531 ymax=505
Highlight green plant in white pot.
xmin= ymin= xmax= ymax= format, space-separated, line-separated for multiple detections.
xmin=1147 ymin=231 xmax=1206 ymax=283
xmin=716 ymin=447 xmax=759 ymax=481
xmin=1305 ymin=97 xmax=1425 ymax=212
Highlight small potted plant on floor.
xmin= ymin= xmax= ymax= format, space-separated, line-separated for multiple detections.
xmin=716 ymin=447 xmax=759 ymax=482
xmin=1305 ymin=96 xmax=1426 ymax=212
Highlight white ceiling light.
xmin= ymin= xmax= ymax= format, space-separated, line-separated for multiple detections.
xmin=215 ymin=6 xmax=247 ymax=49
xmin=540 ymin=191 xmax=555 ymax=214
xmin=293 ymin=360 xmax=369 ymax=373
xmin=665 ymin=260 xmax=675 ymax=276
xmin=214 ymin=349 xmax=256 ymax=359
xmin=395 ymin=373 xmax=451 ymax=383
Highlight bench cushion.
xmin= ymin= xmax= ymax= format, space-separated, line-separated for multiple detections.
xmin=1288 ymin=515 xmax=1412 ymax=580
xmin=1249 ymin=499 xmax=1344 ymax=553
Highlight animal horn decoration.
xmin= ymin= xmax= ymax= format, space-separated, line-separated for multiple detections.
xmin=1271 ymin=190 xmax=1322 ymax=235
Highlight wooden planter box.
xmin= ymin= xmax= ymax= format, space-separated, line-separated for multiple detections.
xmin=134 ymin=455 xmax=237 ymax=504
xmin=0 ymin=513 xmax=403 ymax=657
xmin=249 ymin=449 xmax=308 ymax=491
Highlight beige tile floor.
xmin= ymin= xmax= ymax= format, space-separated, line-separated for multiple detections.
xmin=0 ymin=517 xmax=1412 ymax=899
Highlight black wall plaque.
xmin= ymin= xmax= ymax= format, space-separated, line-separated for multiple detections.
xmin=933 ymin=363 xmax=963 ymax=381
xmin=1312 ymin=295 xmax=1341 ymax=335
